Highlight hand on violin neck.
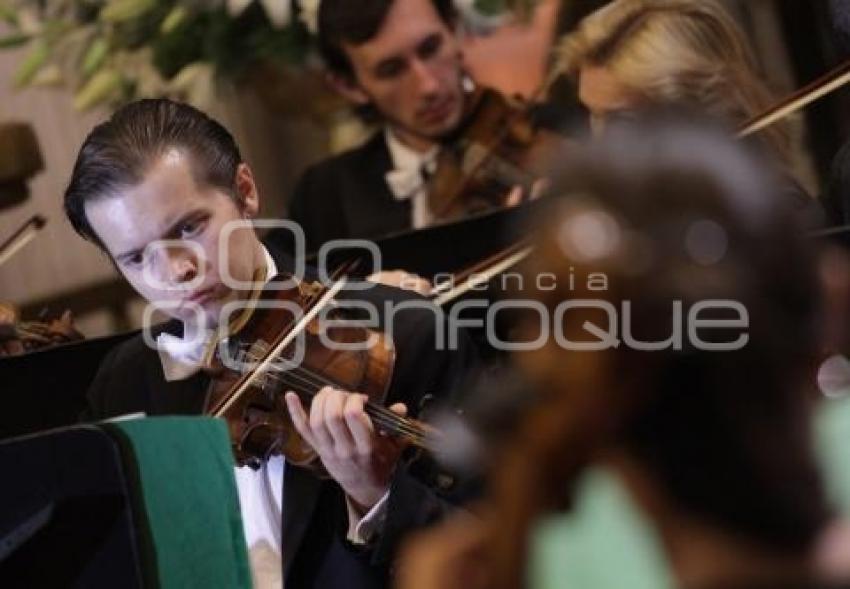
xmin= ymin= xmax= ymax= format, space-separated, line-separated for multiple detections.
xmin=504 ymin=186 xmax=524 ymax=208
xmin=503 ymin=179 xmax=548 ymax=208
xmin=284 ymin=387 xmax=408 ymax=512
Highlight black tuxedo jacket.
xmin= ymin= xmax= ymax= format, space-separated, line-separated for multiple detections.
xmin=268 ymin=132 xmax=411 ymax=256
xmin=81 ymin=245 xmax=479 ymax=588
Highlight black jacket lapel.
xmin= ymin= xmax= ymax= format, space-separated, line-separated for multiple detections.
xmin=281 ymin=465 xmax=323 ymax=578
xmin=340 ymin=132 xmax=412 ymax=240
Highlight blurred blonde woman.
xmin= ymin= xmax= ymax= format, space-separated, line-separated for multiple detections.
xmin=556 ymin=0 xmax=792 ymax=165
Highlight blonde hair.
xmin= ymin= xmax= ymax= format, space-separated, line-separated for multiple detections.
xmin=557 ymin=0 xmax=791 ymax=162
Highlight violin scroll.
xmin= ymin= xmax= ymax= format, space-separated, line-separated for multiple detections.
xmin=427 ymin=87 xmax=561 ymax=222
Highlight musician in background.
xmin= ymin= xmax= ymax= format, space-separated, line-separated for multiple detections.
xmin=555 ymin=0 xmax=826 ymax=225
xmin=269 ymin=0 xmax=544 ymax=262
xmin=270 ymin=0 xmax=461 ymax=255
xmin=398 ymin=116 xmax=850 ymax=589
xmin=64 ymin=98 xmax=477 ymax=588
xmin=559 ymin=0 xmax=780 ymax=139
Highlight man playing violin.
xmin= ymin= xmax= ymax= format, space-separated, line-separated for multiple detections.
xmin=65 ymin=98 xmax=477 ymax=588
xmin=271 ymin=0 xmax=531 ymax=259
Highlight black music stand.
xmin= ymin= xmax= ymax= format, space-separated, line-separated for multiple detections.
xmin=0 ymin=332 xmax=137 ymax=440
xmin=0 ymin=426 xmax=144 ymax=587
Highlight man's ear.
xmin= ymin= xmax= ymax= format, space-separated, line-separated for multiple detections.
xmin=325 ymin=71 xmax=371 ymax=106
xmin=234 ymin=163 xmax=260 ymax=218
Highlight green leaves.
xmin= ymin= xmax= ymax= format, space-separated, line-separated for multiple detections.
xmin=13 ymin=39 xmax=49 ymax=87
xmin=100 ymin=0 xmax=158 ymax=23
xmin=73 ymin=68 xmax=122 ymax=110
xmin=160 ymin=5 xmax=188 ymax=34
xmin=152 ymin=9 xmax=208 ymax=78
xmin=0 ymin=0 xmax=531 ymax=110
xmin=0 ymin=32 xmax=29 ymax=48
xmin=81 ymin=37 xmax=109 ymax=77
xmin=0 ymin=2 xmax=18 ymax=26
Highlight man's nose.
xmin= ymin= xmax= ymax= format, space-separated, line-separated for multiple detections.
xmin=410 ymin=59 xmax=440 ymax=96
xmin=162 ymin=248 xmax=198 ymax=286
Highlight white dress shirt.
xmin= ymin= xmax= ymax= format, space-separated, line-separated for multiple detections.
xmin=384 ymin=128 xmax=439 ymax=230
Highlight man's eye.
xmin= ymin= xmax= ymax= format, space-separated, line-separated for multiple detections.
xmin=418 ymin=34 xmax=442 ymax=60
xmin=122 ymin=252 xmax=144 ymax=268
xmin=376 ymin=59 xmax=405 ymax=79
xmin=179 ymin=219 xmax=205 ymax=238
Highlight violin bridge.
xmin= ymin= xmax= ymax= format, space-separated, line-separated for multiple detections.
xmin=236 ymin=339 xmax=273 ymax=391
xmin=298 ymin=280 xmax=325 ymax=299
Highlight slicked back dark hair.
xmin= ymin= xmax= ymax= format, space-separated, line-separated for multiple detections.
xmin=317 ymin=0 xmax=457 ymax=80
xmin=64 ymin=98 xmax=242 ymax=250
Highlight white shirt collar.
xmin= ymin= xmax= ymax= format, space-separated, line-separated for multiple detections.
xmin=384 ymin=127 xmax=438 ymax=173
xmin=384 ymin=128 xmax=439 ymax=228
xmin=261 ymin=244 xmax=278 ymax=282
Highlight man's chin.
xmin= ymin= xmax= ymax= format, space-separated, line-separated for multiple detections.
xmin=174 ymin=298 xmax=233 ymax=331
xmin=172 ymin=307 xmax=219 ymax=331
xmin=422 ymin=110 xmax=465 ymax=141
xmin=204 ymin=292 xmax=257 ymax=332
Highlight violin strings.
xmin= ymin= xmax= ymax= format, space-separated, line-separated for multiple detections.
xmin=266 ymin=370 xmax=428 ymax=446
xmin=233 ymin=343 xmax=428 ymax=439
xmin=269 ymin=372 xmax=429 ymax=447
xmin=260 ymin=371 xmax=428 ymax=444
xmin=234 ymin=342 xmax=416 ymax=427
xmin=236 ymin=348 xmax=429 ymax=445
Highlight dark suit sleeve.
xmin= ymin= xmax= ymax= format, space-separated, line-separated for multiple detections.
xmin=265 ymin=165 xmax=317 ymax=256
xmin=79 ymin=336 xmax=156 ymax=423
xmin=287 ymin=163 xmax=349 ymax=256
xmin=288 ymin=165 xmax=317 ymax=247
xmin=78 ymin=327 xmax=207 ymax=423
xmin=79 ymin=344 xmax=120 ymax=422
xmin=356 ymin=287 xmax=482 ymax=568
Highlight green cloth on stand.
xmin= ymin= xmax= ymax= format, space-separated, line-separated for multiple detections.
xmin=528 ymin=395 xmax=850 ymax=588
xmin=103 ymin=417 xmax=252 ymax=589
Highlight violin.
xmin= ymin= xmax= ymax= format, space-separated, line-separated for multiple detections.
xmin=0 ymin=303 xmax=83 ymax=356
xmin=202 ymin=274 xmax=437 ymax=468
xmin=427 ymin=58 xmax=850 ymax=295
xmin=427 ymin=86 xmax=562 ymax=222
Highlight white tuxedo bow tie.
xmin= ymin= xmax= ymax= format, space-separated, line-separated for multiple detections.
xmin=386 ymin=167 xmax=424 ymax=201
xmin=157 ymin=329 xmax=215 ymax=381
xmin=385 ymin=158 xmax=437 ymax=201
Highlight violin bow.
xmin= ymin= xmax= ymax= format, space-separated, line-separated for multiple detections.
xmin=0 ymin=214 xmax=46 ymax=268
xmin=431 ymin=241 xmax=533 ymax=307
xmin=740 ymin=59 xmax=850 ymax=137
xmin=209 ymin=279 xmax=347 ymax=418
xmin=210 ymin=256 xmax=365 ymax=418
xmin=739 ymin=58 xmax=850 ymax=240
